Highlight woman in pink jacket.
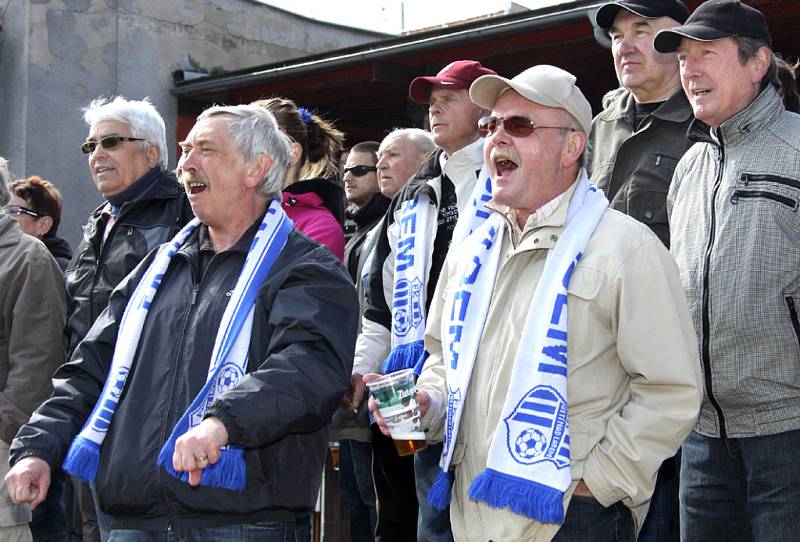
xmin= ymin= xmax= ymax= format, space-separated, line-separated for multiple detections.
xmin=255 ymin=98 xmax=345 ymax=261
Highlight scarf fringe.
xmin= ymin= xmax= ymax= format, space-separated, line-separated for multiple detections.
xmin=412 ymin=349 xmax=430 ymax=376
xmin=468 ymin=468 xmax=565 ymax=524
xmin=157 ymin=440 xmax=246 ymax=492
xmin=382 ymin=340 xmax=425 ymax=374
xmin=62 ymin=435 xmax=101 ymax=483
xmin=427 ymin=468 xmax=453 ymax=510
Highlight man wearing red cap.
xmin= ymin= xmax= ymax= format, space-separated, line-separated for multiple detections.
xmin=654 ymin=1 xmax=800 ymax=540
xmin=349 ymin=59 xmax=495 ymax=541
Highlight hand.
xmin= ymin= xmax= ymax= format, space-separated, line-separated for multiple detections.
xmin=173 ymin=417 xmax=229 ymax=486
xmin=340 ymin=373 xmax=366 ymax=412
xmin=363 ymin=373 xmax=430 ymax=437
xmin=574 ymin=479 xmax=593 ymax=497
xmin=5 ymin=457 xmax=51 ymax=510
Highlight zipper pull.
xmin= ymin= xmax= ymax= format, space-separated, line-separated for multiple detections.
xmin=190 ymin=286 xmax=199 ymax=307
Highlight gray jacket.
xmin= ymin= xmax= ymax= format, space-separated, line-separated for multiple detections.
xmin=668 ymin=86 xmax=800 ymax=438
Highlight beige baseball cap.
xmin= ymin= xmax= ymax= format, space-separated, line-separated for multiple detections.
xmin=469 ymin=65 xmax=592 ymax=134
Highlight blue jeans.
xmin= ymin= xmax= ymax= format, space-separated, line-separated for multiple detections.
xmin=107 ymin=517 xmax=310 ymax=542
xmin=680 ymin=429 xmax=800 ymax=542
xmin=413 ymin=443 xmax=453 ymax=542
xmin=637 ymin=451 xmax=680 ymax=542
xmin=338 ymin=439 xmax=377 ymax=541
xmin=551 ymin=496 xmax=635 ymax=542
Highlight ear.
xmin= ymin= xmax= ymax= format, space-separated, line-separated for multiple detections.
xmin=561 ymin=130 xmax=587 ymax=169
xmin=146 ymin=144 xmax=160 ymax=168
xmin=750 ymin=47 xmax=772 ymax=85
xmin=37 ymin=216 xmax=53 ymax=237
xmin=243 ymin=154 xmax=273 ymax=190
xmin=288 ymin=142 xmax=302 ymax=166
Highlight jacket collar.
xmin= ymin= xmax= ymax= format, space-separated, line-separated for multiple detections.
xmin=398 ymin=138 xmax=484 ymax=205
xmin=0 ymin=213 xmax=22 ymax=248
xmin=90 ymin=169 xmax=184 ymax=219
xmin=283 ymin=178 xmax=346 ymax=225
xmin=598 ymin=88 xmax=693 ymax=126
xmin=716 ymin=86 xmax=784 ymax=147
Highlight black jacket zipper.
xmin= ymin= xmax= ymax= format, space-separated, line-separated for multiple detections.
xmin=786 ymin=297 xmax=800 ymax=351
xmin=730 ymin=190 xmax=797 ymax=210
xmin=741 ymin=173 xmax=800 ymax=190
xmin=701 ymin=142 xmax=728 ymax=438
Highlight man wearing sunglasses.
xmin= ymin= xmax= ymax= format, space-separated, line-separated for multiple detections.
xmin=62 ymin=96 xmax=194 ymax=541
xmin=0 ymin=158 xmax=66 ymax=542
xmin=396 ymin=65 xmax=702 ymax=541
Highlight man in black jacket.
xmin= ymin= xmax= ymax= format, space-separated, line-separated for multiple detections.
xmin=59 ymin=96 xmax=195 ymax=542
xmin=6 ymin=104 xmax=358 ymax=541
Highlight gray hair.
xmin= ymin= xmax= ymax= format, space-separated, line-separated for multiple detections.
xmin=383 ymin=128 xmax=435 ymax=156
xmin=197 ymin=104 xmax=293 ymax=200
xmin=0 ymin=158 xmax=11 ymax=206
xmin=733 ymin=36 xmax=779 ymax=92
xmin=83 ymin=96 xmax=168 ymax=169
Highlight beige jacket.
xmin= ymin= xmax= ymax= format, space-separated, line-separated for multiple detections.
xmin=417 ymin=180 xmax=702 ymax=542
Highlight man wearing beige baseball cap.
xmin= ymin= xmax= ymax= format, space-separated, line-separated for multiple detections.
xmin=404 ymin=65 xmax=702 ymax=541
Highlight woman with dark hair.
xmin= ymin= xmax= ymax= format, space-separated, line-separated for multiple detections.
xmin=254 ymin=98 xmax=346 ymax=260
xmin=6 ymin=176 xmax=73 ymax=270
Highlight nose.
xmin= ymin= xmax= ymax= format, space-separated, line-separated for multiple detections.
xmin=343 ymin=170 xmax=353 ymax=182
xmin=680 ymin=55 xmax=700 ymax=79
xmin=618 ymin=35 xmax=636 ymax=56
xmin=376 ymin=155 xmax=388 ymax=170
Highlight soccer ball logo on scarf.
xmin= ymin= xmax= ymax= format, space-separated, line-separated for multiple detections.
xmin=515 ymin=428 xmax=547 ymax=460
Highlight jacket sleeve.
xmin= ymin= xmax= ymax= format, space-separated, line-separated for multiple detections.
xmin=581 ymin=239 xmax=702 ymax=508
xmin=0 ymin=248 xmax=67 ymax=445
xmin=353 ymin=192 xmax=402 ymax=375
xmin=9 ymin=253 xmax=154 ymax=468
xmin=417 ymin=253 xmax=454 ymax=442
xmin=206 ymin=248 xmax=359 ymax=447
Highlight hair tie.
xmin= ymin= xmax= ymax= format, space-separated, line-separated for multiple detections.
xmin=298 ymin=107 xmax=313 ymax=128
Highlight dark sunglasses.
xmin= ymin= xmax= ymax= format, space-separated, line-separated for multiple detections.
xmin=478 ymin=115 xmax=575 ymax=138
xmin=343 ymin=165 xmax=377 ymax=177
xmin=4 ymin=205 xmax=41 ymax=218
xmin=81 ymin=135 xmax=146 ymax=154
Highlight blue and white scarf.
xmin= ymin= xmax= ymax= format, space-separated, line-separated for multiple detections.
xmin=63 ymin=200 xmax=293 ymax=492
xmin=428 ymin=173 xmax=607 ymax=523
xmin=383 ymin=168 xmax=494 ymax=376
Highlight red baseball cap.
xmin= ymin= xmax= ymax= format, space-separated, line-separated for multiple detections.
xmin=408 ymin=60 xmax=497 ymax=104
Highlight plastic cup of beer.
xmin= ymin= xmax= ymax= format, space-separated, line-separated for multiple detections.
xmin=366 ymin=369 xmax=428 ymax=456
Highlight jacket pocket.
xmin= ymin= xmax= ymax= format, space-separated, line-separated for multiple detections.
xmin=786 ymin=297 xmax=800 ymax=352
xmin=741 ymin=172 xmax=800 ymax=190
xmin=730 ymin=190 xmax=798 ymax=211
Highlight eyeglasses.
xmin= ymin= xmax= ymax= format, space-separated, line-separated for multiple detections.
xmin=478 ymin=116 xmax=576 ymax=138
xmin=81 ymin=135 xmax=146 ymax=154
xmin=343 ymin=165 xmax=377 ymax=177
xmin=4 ymin=205 xmax=41 ymax=218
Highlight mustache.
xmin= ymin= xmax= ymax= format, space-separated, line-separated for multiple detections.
xmin=489 ymin=148 xmax=518 ymax=164
xmin=177 ymin=169 xmax=208 ymax=187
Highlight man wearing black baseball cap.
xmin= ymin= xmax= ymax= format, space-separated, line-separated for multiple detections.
xmin=588 ymin=0 xmax=692 ymax=247
xmin=352 ymin=59 xmax=496 ymax=542
xmin=657 ymin=2 xmax=800 ymax=540
xmin=589 ymin=2 xmax=694 ymax=539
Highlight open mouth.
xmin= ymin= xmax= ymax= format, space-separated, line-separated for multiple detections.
xmin=693 ymin=89 xmax=712 ymax=97
xmin=94 ymin=166 xmax=114 ymax=175
xmin=186 ymin=181 xmax=207 ymax=195
xmin=492 ymin=150 xmax=518 ymax=176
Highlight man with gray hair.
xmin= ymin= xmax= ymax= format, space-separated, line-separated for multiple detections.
xmin=0 ymin=158 xmax=66 ymax=542
xmin=5 ymin=105 xmax=358 ymax=540
xmin=60 ymin=96 xmax=194 ymax=541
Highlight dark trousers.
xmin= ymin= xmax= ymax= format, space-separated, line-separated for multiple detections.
xmin=30 ymin=468 xmax=66 ymax=542
xmin=637 ymin=452 xmax=680 ymax=542
xmin=107 ymin=517 xmax=310 ymax=542
xmin=413 ymin=443 xmax=453 ymax=542
xmin=371 ymin=425 xmax=417 ymax=542
xmin=551 ymin=497 xmax=635 ymax=542
xmin=338 ymin=439 xmax=377 ymax=541
xmin=680 ymin=430 xmax=800 ymax=542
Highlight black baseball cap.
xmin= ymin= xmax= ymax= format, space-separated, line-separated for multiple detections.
xmin=654 ymin=0 xmax=772 ymax=53
xmin=595 ymin=0 xmax=689 ymax=30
